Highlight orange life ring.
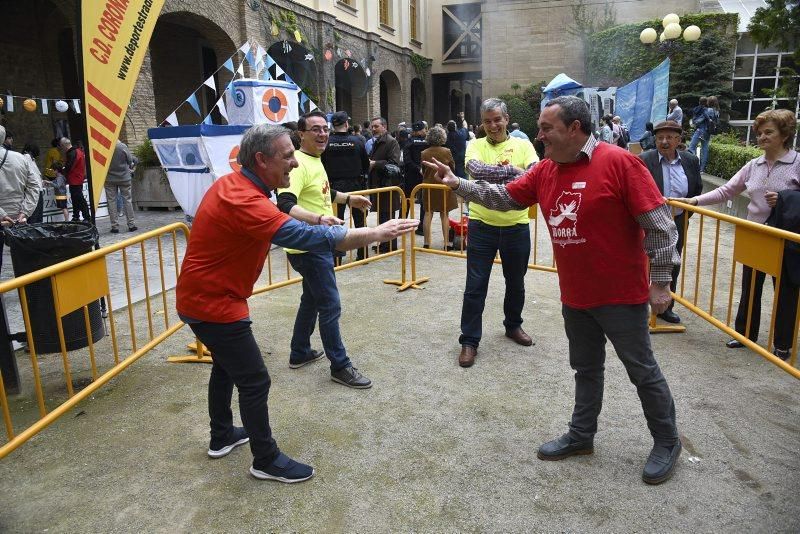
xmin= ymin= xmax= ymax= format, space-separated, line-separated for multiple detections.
xmin=262 ymin=88 xmax=289 ymax=123
xmin=229 ymin=145 xmax=242 ymax=173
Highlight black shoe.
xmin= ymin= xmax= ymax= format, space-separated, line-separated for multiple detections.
xmin=774 ymin=348 xmax=791 ymax=361
xmin=289 ymin=349 xmax=325 ymax=369
xmin=331 ymin=366 xmax=372 ymax=389
xmin=110 ymin=228 xmax=119 ymax=234
xmin=250 ymin=452 xmax=314 ymax=483
xmin=128 ymin=225 xmax=138 ymax=232
xmin=537 ymin=434 xmax=594 ymax=461
xmin=657 ymin=310 xmax=681 ymax=324
xmin=207 ymin=426 xmax=249 ymax=458
xmin=726 ymin=339 xmax=745 ymax=349
xmin=642 ymin=442 xmax=682 ymax=484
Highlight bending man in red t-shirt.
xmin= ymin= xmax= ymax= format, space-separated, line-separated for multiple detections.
xmin=176 ymin=124 xmax=418 ymax=483
xmin=424 ymin=96 xmax=683 ymax=485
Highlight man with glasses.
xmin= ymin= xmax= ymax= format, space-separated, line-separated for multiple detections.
xmin=276 ymin=111 xmax=375 ymax=388
xmin=367 ymin=117 xmax=401 ymax=253
xmin=640 ymin=120 xmax=702 ymax=324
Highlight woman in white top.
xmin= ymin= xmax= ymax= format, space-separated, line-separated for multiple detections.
xmin=673 ymin=109 xmax=800 ymax=360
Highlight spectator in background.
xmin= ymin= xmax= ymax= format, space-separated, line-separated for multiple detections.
xmin=403 ymin=121 xmax=429 ymax=234
xmin=687 ymin=97 xmax=709 ymax=169
xmin=2 ymin=130 xmax=14 ymax=151
xmin=445 ymin=120 xmax=468 ymax=179
xmin=21 ymin=143 xmax=44 ymax=223
xmin=600 ymin=115 xmax=614 ymax=143
xmin=352 ymin=123 xmax=367 ymax=146
xmin=666 ymin=99 xmax=683 ymax=125
xmin=281 ymin=121 xmax=301 ymax=150
xmin=509 ymin=122 xmax=530 ymax=140
xmin=43 ymin=138 xmax=62 ymax=180
xmin=368 ymin=117 xmax=402 ymax=253
xmin=105 ymin=140 xmax=138 ymax=233
xmin=639 ymin=122 xmax=656 ymax=151
xmin=60 ymin=137 xmax=91 ymax=222
xmin=421 ymin=126 xmax=457 ymax=250
xmin=45 ymin=161 xmax=70 ymax=221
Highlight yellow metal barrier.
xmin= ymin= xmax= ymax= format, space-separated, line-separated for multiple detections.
xmin=0 ymin=223 xmax=191 ymax=458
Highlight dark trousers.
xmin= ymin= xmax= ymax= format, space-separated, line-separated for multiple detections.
xmin=735 ymin=264 xmax=799 ymax=350
xmin=28 ymin=192 xmax=44 ymax=223
xmin=667 ymin=212 xmax=688 ymax=311
xmin=459 ymin=220 xmax=530 ymax=348
xmin=69 ymin=184 xmax=90 ymax=221
xmin=562 ymin=303 xmax=679 ymax=446
xmin=333 ymin=178 xmax=367 ymax=260
xmin=188 ymin=320 xmax=280 ymax=465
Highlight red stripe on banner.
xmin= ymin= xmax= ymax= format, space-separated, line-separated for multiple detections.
xmin=88 ymin=104 xmax=117 ymax=133
xmin=90 ymin=127 xmax=112 ymax=150
xmin=87 ymin=81 xmax=122 ymax=116
xmin=92 ymin=149 xmax=107 ymax=166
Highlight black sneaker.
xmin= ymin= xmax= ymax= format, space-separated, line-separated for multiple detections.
xmin=110 ymin=228 xmax=119 ymax=234
xmin=774 ymin=348 xmax=791 ymax=361
xmin=250 ymin=452 xmax=314 ymax=483
xmin=207 ymin=426 xmax=249 ymax=458
xmin=128 ymin=225 xmax=138 ymax=232
xmin=331 ymin=366 xmax=372 ymax=389
xmin=289 ymin=349 xmax=325 ymax=369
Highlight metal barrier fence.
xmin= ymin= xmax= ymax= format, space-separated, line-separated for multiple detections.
xmin=0 ymin=223 xmax=190 ymax=459
xmin=405 ymin=184 xmax=798 ymax=379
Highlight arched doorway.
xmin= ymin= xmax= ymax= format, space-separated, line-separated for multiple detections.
xmin=410 ymin=78 xmax=425 ymax=123
xmin=334 ymin=58 xmax=368 ymax=123
xmin=150 ymin=12 xmax=236 ymax=125
xmin=267 ymin=40 xmax=317 ymax=112
xmin=379 ymin=70 xmax=402 ymax=127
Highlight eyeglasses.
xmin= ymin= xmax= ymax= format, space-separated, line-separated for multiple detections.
xmin=304 ymin=126 xmax=330 ymax=134
xmin=655 ymin=135 xmax=680 ymax=142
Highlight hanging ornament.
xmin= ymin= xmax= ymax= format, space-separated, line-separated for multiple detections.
xmin=352 ymin=62 xmax=359 ymax=69
xmin=324 ymin=49 xmax=333 ymax=61
xmin=271 ymin=21 xmax=279 ymax=36
xmin=365 ymin=67 xmax=371 ymax=77
xmin=336 ymin=47 xmax=342 ymax=58
xmin=55 ymin=100 xmax=69 ymax=112
xmin=304 ymin=53 xmax=314 ymax=61
xmin=343 ymin=59 xmax=350 ymax=71
xmin=23 ymin=98 xmax=37 ymax=112
xmin=345 ymin=49 xmax=352 ymax=58
xmin=282 ymin=40 xmax=292 ymax=54
xmin=293 ymin=30 xmax=302 ymax=43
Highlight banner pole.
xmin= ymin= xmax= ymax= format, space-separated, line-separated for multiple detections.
xmin=75 ymin=1 xmax=97 ymax=226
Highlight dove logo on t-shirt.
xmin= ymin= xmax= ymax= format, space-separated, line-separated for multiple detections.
xmin=548 ymin=191 xmax=587 ymax=247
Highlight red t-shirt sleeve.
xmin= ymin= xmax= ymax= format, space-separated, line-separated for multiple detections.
xmin=505 ymin=165 xmax=539 ymax=206
xmin=621 ymin=156 xmax=665 ymax=217
xmin=232 ymin=192 xmax=291 ymax=241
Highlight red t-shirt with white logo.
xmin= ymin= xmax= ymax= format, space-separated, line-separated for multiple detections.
xmin=506 ymin=143 xmax=664 ymax=309
xmin=176 ymin=170 xmax=290 ymax=322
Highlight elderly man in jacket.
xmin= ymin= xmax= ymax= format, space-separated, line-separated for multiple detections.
xmin=368 ymin=117 xmax=401 ymax=253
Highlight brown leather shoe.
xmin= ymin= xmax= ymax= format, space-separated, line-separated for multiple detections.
xmin=459 ymin=345 xmax=477 ymax=367
xmin=505 ymin=327 xmax=534 ymax=347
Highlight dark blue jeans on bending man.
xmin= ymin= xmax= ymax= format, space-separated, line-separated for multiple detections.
xmin=459 ymin=219 xmax=531 ymax=348
xmin=287 ymin=250 xmax=352 ymax=371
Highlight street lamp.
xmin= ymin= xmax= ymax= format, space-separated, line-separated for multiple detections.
xmin=640 ymin=14 xmax=701 ymax=46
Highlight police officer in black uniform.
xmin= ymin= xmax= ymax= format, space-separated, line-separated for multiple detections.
xmin=322 ymin=111 xmax=370 ymax=260
xmin=403 ymin=121 xmax=429 ymax=235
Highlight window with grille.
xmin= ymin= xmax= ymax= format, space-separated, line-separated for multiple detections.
xmin=442 ymin=3 xmax=481 ymax=62
xmin=410 ymin=0 xmax=418 ymax=40
xmin=380 ymin=0 xmax=390 ymax=26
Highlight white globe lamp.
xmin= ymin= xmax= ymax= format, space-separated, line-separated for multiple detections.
xmin=662 ymin=13 xmax=680 ymax=27
xmin=640 ymin=28 xmax=658 ymax=44
xmin=664 ymin=22 xmax=682 ymax=40
xmin=683 ymin=25 xmax=701 ymax=42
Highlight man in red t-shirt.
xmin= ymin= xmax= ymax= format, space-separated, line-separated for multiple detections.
xmin=59 ymin=137 xmax=90 ymax=222
xmin=424 ymin=96 xmax=683 ymax=485
xmin=176 ymin=124 xmax=417 ymax=483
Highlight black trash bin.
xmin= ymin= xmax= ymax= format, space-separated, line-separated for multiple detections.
xmin=3 ymin=222 xmax=105 ymax=353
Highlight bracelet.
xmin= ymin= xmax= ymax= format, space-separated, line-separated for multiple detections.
xmin=316 ymin=214 xmax=323 ymax=225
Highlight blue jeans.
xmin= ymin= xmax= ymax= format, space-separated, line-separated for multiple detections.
xmin=459 ymin=220 xmax=531 ymax=348
xmin=287 ymin=251 xmax=351 ymax=371
xmin=688 ymin=129 xmax=710 ymax=171
xmin=562 ymin=303 xmax=679 ymax=446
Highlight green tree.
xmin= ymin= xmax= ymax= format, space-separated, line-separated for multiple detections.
xmin=748 ymin=0 xmax=800 ymax=60
xmin=669 ymin=32 xmax=739 ymax=114
xmin=505 ymin=97 xmax=538 ymax=139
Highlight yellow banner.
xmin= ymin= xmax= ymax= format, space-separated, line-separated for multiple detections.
xmin=81 ymin=0 xmax=165 ymax=209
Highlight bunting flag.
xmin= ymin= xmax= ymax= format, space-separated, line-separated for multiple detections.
xmin=275 ymin=64 xmax=284 ymax=79
xmin=203 ymin=75 xmax=216 ymax=92
xmin=203 ymin=113 xmax=213 ymax=125
xmin=72 ymin=99 xmax=81 ymax=113
xmin=217 ymin=97 xmax=228 ymax=123
xmin=186 ymin=93 xmax=200 ymax=115
xmin=236 ymin=62 xmax=245 ymax=76
xmin=0 ymin=94 xmax=86 ymax=114
xmin=165 ymin=111 xmax=178 ymax=126
xmin=223 ymin=58 xmax=235 ymax=73
xmin=40 ymin=99 xmax=49 ymax=114
xmin=309 ymin=101 xmax=318 ymax=112
xmin=6 ymin=94 xmax=13 ymax=112
xmin=239 ymin=41 xmax=251 ymax=55
xmin=284 ymin=73 xmax=295 ymax=85
xmin=260 ymin=67 xmax=272 ymax=81
xmin=245 ymin=48 xmax=255 ymax=68
xmin=265 ymin=55 xmax=275 ymax=69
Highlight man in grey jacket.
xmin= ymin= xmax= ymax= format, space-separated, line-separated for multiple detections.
xmin=0 ymin=125 xmax=42 ymax=273
xmin=105 ymin=140 xmax=138 ymax=233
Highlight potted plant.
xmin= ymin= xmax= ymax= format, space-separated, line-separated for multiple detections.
xmin=131 ymin=139 xmax=180 ymax=210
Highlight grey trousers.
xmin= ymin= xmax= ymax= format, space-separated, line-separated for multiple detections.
xmin=562 ymin=303 xmax=679 ymax=446
xmin=105 ymin=182 xmax=135 ymax=229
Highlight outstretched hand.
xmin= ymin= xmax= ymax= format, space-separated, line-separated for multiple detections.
xmin=319 ymin=215 xmax=344 ymax=226
xmin=350 ymin=194 xmax=372 ymax=210
xmin=422 ymin=158 xmax=459 ymax=188
xmin=375 ymin=218 xmax=419 ymax=242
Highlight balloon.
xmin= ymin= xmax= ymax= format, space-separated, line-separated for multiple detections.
xmin=640 ymin=28 xmax=658 ymax=44
xmin=683 ymin=25 xmax=701 ymax=42
xmin=23 ymin=98 xmax=37 ymax=112
xmin=55 ymin=100 xmax=69 ymax=112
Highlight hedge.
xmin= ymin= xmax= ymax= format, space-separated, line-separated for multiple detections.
xmin=506 ymin=97 xmax=538 ymax=139
xmin=705 ymin=142 xmax=763 ymax=181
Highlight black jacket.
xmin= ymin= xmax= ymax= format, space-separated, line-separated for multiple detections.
xmin=321 ymin=132 xmax=369 ymax=182
xmin=766 ymin=189 xmax=800 ymax=286
xmin=640 ymin=149 xmax=703 ymax=217
xmin=402 ymin=136 xmax=428 ymax=188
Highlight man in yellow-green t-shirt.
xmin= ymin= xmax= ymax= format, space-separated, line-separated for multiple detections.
xmin=276 ymin=111 xmax=373 ymax=389
xmin=457 ymin=98 xmax=538 ymax=368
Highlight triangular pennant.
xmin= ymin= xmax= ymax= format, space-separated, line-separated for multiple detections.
xmin=186 ymin=93 xmax=200 ymax=115
xmin=6 ymin=95 xmax=13 ymax=112
xmin=245 ymin=48 xmax=255 ymax=68
xmin=309 ymin=101 xmax=317 ymax=111
xmin=165 ymin=111 xmax=179 ymax=126
xmin=41 ymin=99 xmax=49 ymax=114
xmin=239 ymin=41 xmax=251 ymax=55
xmin=275 ymin=64 xmax=284 ymax=79
xmin=265 ymin=55 xmax=275 ymax=69
xmin=300 ymin=92 xmax=308 ymax=107
xmin=203 ymin=113 xmax=213 ymax=125
xmin=236 ymin=62 xmax=244 ymax=76
xmin=260 ymin=67 xmax=272 ymax=81
xmin=203 ymin=75 xmax=216 ymax=92
xmin=72 ymin=99 xmax=81 ymax=113
xmin=217 ymin=98 xmax=228 ymax=123
xmin=284 ymin=73 xmax=295 ymax=85
xmin=257 ymin=45 xmax=266 ymax=62
xmin=223 ymin=58 xmax=235 ymax=73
